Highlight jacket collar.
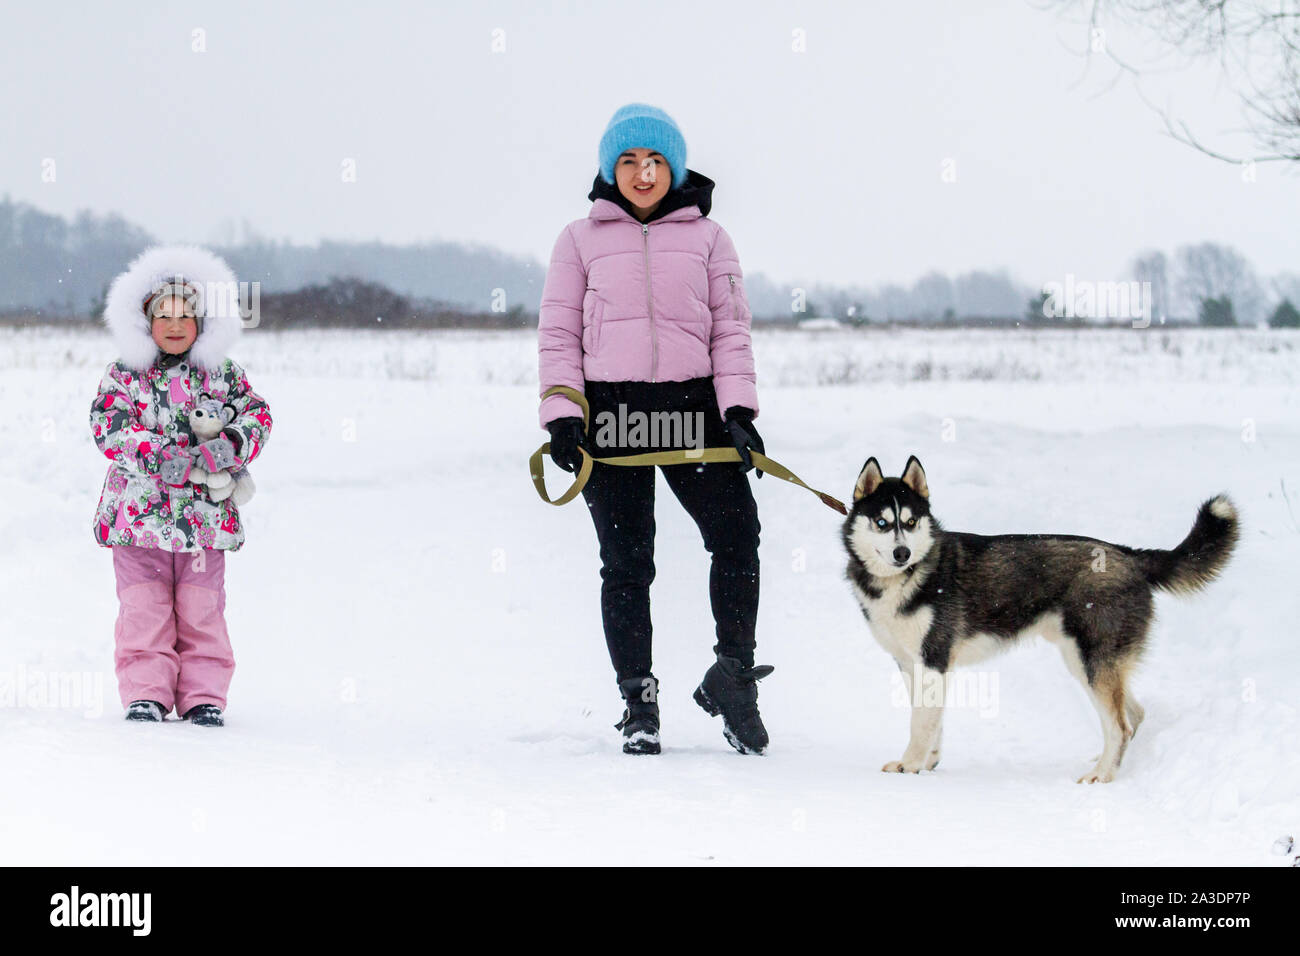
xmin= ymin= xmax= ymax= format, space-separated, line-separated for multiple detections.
xmin=587 ymin=169 xmax=715 ymax=225
xmin=158 ymin=348 xmax=191 ymax=371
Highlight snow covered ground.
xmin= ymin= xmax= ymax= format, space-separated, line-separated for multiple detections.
xmin=2 ymin=325 xmax=1297 ymax=865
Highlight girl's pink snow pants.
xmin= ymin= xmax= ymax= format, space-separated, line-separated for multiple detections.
xmin=111 ymin=544 xmax=235 ymax=716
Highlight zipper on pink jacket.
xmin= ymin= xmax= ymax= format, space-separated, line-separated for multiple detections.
xmin=642 ymin=222 xmax=658 ymax=383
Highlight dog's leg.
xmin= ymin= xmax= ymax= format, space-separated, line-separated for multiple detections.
xmin=883 ymin=659 xmax=945 ymax=774
xmin=1125 ymin=696 xmax=1145 ymax=739
xmin=1077 ymin=665 xmax=1134 ymax=784
xmin=925 ymin=723 xmax=943 ymax=771
xmin=1048 ymin=630 xmax=1119 ymax=776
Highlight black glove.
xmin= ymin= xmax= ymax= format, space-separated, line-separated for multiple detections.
xmin=546 ymin=416 xmax=587 ymax=473
xmin=724 ymin=406 xmax=764 ymax=478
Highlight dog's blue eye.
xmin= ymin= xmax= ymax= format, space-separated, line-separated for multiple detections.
xmin=876 ymin=518 xmax=888 ymax=529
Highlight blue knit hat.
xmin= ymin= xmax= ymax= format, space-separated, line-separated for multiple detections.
xmin=598 ymin=103 xmax=688 ymax=190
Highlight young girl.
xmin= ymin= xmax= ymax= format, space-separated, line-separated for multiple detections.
xmin=90 ymin=245 xmax=272 ymax=726
xmin=537 ymin=103 xmax=771 ymax=756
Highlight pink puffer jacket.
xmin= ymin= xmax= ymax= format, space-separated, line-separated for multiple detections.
xmin=537 ymin=183 xmax=759 ymax=429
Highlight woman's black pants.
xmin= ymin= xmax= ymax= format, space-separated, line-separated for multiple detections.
xmin=578 ymin=378 xmax=761 ymax=684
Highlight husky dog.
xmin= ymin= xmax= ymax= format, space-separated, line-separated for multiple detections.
xmin=842 ymin=456 xmax=1238 ymax=783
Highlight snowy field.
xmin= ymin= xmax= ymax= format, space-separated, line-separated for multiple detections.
xmin=2 ymin=325 xmax=1298 ymax=866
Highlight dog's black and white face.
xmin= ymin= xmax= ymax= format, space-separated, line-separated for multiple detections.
xmin=844 ymin=456 xmax=935 ymax=577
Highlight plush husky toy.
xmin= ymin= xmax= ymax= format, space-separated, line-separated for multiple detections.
xmin=186 ymin=398 xmax=257 ymax=506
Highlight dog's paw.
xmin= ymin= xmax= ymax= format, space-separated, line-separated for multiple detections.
xmin=1076 ymin=768 xmax=1115 ymax=784
xmin=882 ymin=758 xmax=926 ymax=774
xmin=925 ymin=751 xmax=941 ymax=771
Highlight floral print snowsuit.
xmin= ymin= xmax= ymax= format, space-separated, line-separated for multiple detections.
xmin=90 ymin=356 xmax=271 ymax=553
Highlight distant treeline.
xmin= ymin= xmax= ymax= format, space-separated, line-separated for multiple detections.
xmin=3 ymin=195 xmax=1298 ymax=326
xmin=0 ymin=195 xmax=1039 ymax=321
xmin=0 ymin=277 xmax=528 ymax=330
xmin=0 ymin=196 xmax=542 ymax=319
xmin=4 ymin=278 xmax=1294 ymax=331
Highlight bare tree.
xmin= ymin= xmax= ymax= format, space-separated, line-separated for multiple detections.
xmin=1131 ymin=249 xmax=1171 ymax=321
xmin=1270 ymin=270 xmax=1300 ymax=304
xmin=1046 ymin=1 xmax=1300 ymax=164
xmin=1174 ymin=241 xmax=1265 ymax=320
xmin=911 ymin=271 xmax=957 ymax=320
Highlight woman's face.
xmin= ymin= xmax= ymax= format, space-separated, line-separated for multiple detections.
xmin=615 ymin=148 xmax=671 ymax=214
xmin=150 ymin=295 xmax=198 ymax=354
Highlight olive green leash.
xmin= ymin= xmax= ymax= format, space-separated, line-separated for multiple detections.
xmin=530 ymin=385 xmax=848 ymax=515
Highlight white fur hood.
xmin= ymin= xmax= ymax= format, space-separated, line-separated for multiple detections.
xmin=103 ymin=244 xmax=242 ymax=372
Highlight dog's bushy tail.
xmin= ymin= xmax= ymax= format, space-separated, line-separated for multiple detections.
xmin=1135 ymin=494 xmax=1239 ymax=595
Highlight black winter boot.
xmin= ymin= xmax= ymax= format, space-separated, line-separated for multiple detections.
xmin=183 ymin=704 xmax=224 ymax=727
xmin=615 ymin=675 xmax=661 ymax=755
xmin=694 ymin=655 xmax=773 ymax=754
xmin=125 ymin=700 xmax=165 ymax=722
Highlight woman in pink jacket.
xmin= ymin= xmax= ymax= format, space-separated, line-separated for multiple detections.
xmin=538 ymin=104 xmax=772 ymax=757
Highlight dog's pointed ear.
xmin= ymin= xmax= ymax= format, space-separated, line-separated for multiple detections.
xmin=900 ymin=456 xmax=929 ymax=499
xmin=853 ymin=457 xmax=884 ymax=502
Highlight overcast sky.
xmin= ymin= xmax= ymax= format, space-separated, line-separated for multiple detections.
xmin=2 ymin=0 xmax=1295 ymax=292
